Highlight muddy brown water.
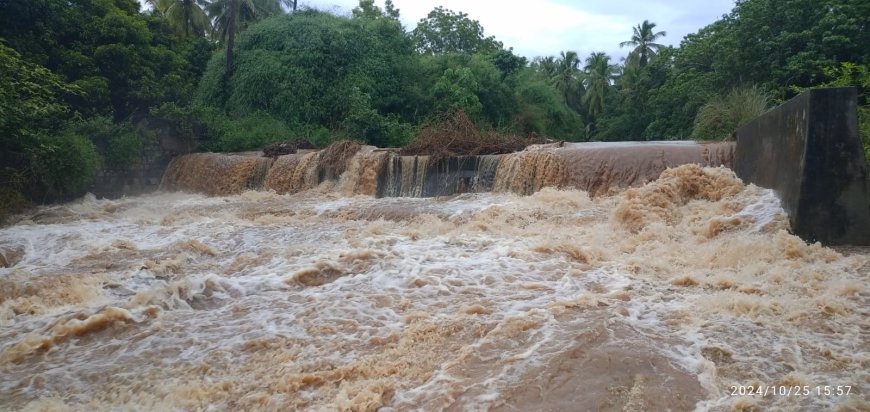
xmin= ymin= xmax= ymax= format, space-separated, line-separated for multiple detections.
xmin=1 ymin=163 xmax=867 ymax=411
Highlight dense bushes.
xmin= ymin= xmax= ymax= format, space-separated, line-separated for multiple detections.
xmin=195 ymin=11 xmax=419 ymax=144
xmin=28 ymin=132 xmax=102 ymax=199
xmin=641 ymin=0 xmax=869 ymax=140
xmin=69 ymin=117 xmax=151 ymax=170
xmin=193 ymin=10 xmax=585 ymax=147
xmin=0 ymin=43 xmax=101 ymax=204
xmin=201 ymin=111 xmax=298 ymax=152
xmin=0 ymin=0 xmax=208 ymax=210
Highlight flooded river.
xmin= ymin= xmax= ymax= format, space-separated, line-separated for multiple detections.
xmin=0 ymin=164 xmax=867 ymax=411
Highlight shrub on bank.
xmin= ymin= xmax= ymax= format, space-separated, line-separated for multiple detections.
xmin=0 ymin=188 xmax=31 ymax=225
xmin=28 ymin=131 xmax=101 ymax=200
xmin=68 ymin=117 xmax=150 ymax=171
xmin=691 ymin=85 xmax=770 ymax=140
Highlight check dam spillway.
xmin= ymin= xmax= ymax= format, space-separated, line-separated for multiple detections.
xmin=0 ymin=140 xmax=868 ymax=411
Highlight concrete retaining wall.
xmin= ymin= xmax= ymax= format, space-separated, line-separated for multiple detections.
xmin=735 ymin=87 xmax=870 ymax=245
xmin=88 ymin=119 xmax=194 ymax=198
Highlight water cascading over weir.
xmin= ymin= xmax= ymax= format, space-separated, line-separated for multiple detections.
xmin=161 ymin=88 xmax=870 ymax=245
xmin=160 ymin=141 xmax=736 ymax=199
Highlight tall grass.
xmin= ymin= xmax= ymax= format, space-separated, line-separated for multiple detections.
xmin=692 ymin=85 xmax=770 ymax=140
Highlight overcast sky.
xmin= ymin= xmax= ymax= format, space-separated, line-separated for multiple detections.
xmin=141 ymin=0 xmax=737 ymax=61
xmin=300 ymin=0 xmax=736 ymax=61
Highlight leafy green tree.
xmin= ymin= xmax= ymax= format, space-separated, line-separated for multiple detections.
xmin=0 ymin=43 xmax=100 ymax=198
xmin=0 ymin=44 xmax=101 ymax=199
xmin=490 ymin=48 xmax=527 ymax=78
xmin=0 ymin=0 xmax=202 ymax=119
xmin=512 ymin=69 xmax=586 ymax=140
xmin=28 ymin=129 xmax=102 ymax=200
xmin=352 ymin=0 xmax=400 ymax=21
xmin=207 ymin=0 xmax=293 ymax=75
xmin=206 ymin=111 xmax=297 ymax=151
xmin=0 ymin=0 xmax=210 ymax=205
xmin=644 ymin=0 xmax=869 ymax=140
xmin=412 ymin=7 xmax=502 ymax=54
xmin=0 ymin=44 xmax=77 ymax=145
xmin=595 ymin=62 xmax=656 ymax=140
xmin=71 ymin=116 xmax=151 ymax=170
xmin=195 ymin=10 xmax=418 ymax=145
xmin=642 ymin=22 xmax=731 ymax=138
xmin=727 ymin=0 xmax=869 ymax=100
xmin=419 ymin=53 xmax=516 ymax=128
xmin=432 ymin=67 xmax=485 ymax=117
xmin=619 ymin=20 xmax=666 ymax=67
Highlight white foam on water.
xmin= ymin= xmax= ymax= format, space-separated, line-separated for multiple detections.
xmin=0 ymin=165 xmax=866 ymax=411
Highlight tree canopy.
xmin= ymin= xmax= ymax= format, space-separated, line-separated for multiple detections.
xmin=194 ymin=8 xmax=583 ymax=148
xmin=412 ymin=7 xmax=503 ymax=55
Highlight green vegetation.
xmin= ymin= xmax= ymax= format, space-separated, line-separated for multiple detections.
xmin=692 ymin=86 xmax=771 ymax=141
xmin=193 ymin=6 xmax=583 ymax=149
xmin=412 ymin=6 xmax=503 ymax=54
xmin=0 ymin=0 xmax=868 ymax=215
xmin=195 ymin=10 xmax=420 ymax=147
xmin=0 ymin=0 xmax=204 ymax=209
xmin=642 ymin=0 xmax=868 ymax=140
xmin=71 ymin=117 xmax=153 ymax=170
xmin=28 ymin=129 xmax=102 ymax=199
xmin=619 ymin=20 xmax=666 ymax=68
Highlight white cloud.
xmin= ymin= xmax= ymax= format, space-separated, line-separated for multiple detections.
xmin=303 ymin=0 xmax=734 ymax=60
xmin=140 ymin=0 xmax=735 ymax=61
xmin=408 ymin=0 xmax=630 ymax=58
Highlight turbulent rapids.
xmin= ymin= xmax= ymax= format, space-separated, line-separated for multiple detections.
xmin=1 ymin=143 xmax=868 ymax=411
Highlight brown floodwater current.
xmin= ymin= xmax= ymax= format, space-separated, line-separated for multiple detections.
xmin=0 ymin=164 xmax=867 ymax=411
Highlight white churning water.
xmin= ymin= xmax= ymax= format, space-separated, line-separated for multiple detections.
xmin=0 ymin=164 xmax=867 ymax=411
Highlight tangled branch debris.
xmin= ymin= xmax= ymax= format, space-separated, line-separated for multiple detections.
xmin=262 ymin=139 xmax=317 ymax=157
xmin=399 ymin=111 xmax=551 ymax=163
xmin=317 ymin=140 xmax=362 ymax=180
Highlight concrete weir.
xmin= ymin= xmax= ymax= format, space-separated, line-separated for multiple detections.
xmin=735 ymin=87 xmax=870 ymax=245
xmin=159 ymin=87 xmax=869 ymax=245
xmin=162 ymin=141 xmax=735 ymax=200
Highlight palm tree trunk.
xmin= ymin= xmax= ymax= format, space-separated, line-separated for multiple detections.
xmin=226 ymin=0 xmax=238 ymax=73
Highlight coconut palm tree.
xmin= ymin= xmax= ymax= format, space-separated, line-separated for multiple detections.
xmin=208 ymin=0 xmax=261 ymax=45
xmin=532 ymin=56 xmax=557 ymax=78
xmin=582 ymin=52 xmax=616 ymax=119
xmin=207 ymin=0 xmax=293 ymax=72
xmin=617 ymin=63 xmax=648 ymax=103
xmin=619 ymin=20 xmax=666 ymax=67
xmin=551 ymin=51 xmax=584 ymax=111
xmin=147 ymin=0 xmax=211 ymax=39
xmin=208 ymin=0 xmax=298 ymax=44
